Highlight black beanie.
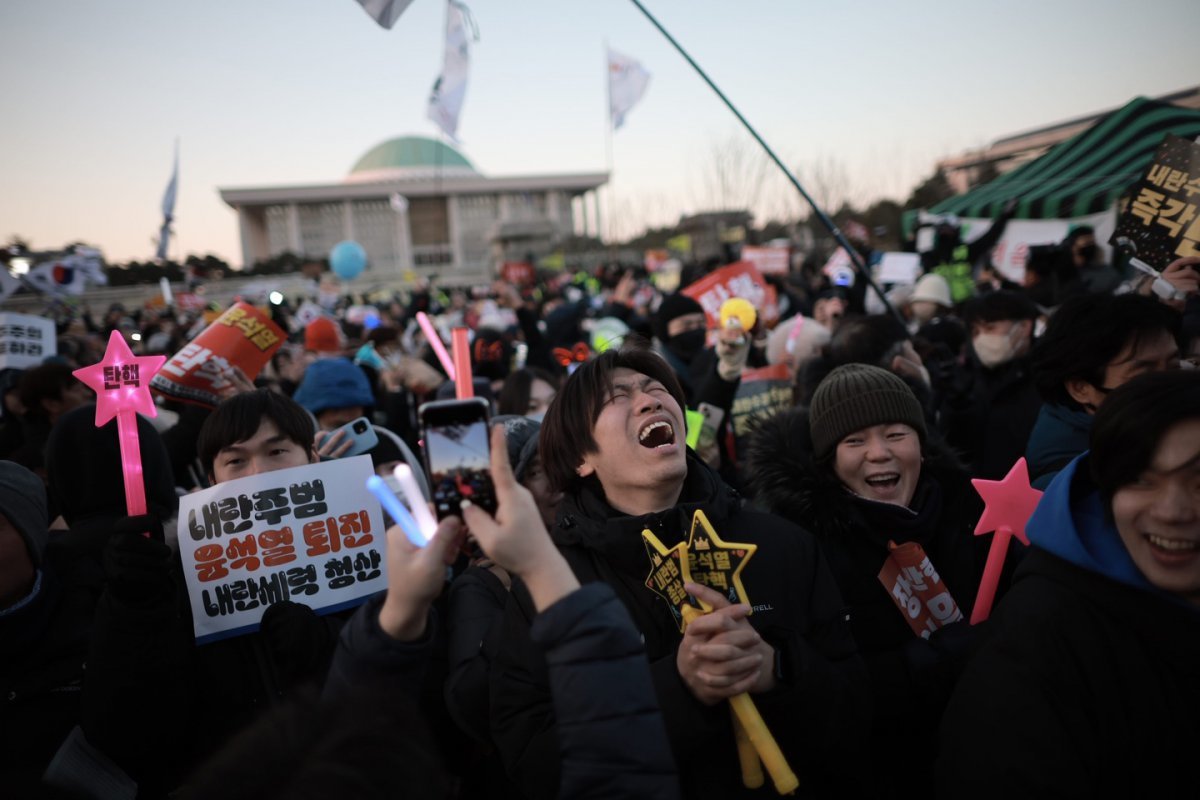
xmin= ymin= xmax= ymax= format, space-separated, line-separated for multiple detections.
xmin=809 ymin=364 xmax=926 ymax=459
xmin=653 ymin=293 xmax=705 ymax=342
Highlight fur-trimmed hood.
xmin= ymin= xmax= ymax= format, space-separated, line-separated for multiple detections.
xmin=743 ymin=405 xmax=972 ymax=541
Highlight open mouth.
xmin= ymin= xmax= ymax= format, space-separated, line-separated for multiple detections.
xmin=1145 ymin=534 xmax=1200 ymax=553
xmin=638 ymin=420 xmax=676 ymax=449
xmin=864 ymin=472 xmax=901 ymax=491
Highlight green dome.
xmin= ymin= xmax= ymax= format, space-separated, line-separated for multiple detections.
xmin=348 ymin=136 xmax=475 ymax=178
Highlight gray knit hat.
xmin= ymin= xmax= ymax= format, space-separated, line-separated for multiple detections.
xmin=0 ymin=461 xmax=48 ymax=568
xmin=809 ymin=364 xmax=926 ymax=459
xmin=491 ymin=415 xmax=542 ymax=482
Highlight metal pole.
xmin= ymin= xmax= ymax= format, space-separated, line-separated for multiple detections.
xmin=627 ymin=0 xmax=899 ymax=321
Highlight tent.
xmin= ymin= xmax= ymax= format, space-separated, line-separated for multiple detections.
xmin=931 ymin=96 xmax=1200 ymax=220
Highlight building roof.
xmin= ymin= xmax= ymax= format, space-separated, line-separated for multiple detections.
xmin=346 ymin=135 xmax=478 ymax=183
xmin=930 ymin=96 xmax=1200 ymax=220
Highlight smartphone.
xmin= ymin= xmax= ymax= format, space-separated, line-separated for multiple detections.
xmin=419 ymin=398 xmax=497 ymax=520
xmin=331 ymin=416 xmax=379 ymax=458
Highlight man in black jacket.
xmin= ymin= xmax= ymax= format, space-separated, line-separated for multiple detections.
xmin=489 ymin=345 xmax=867 ymax=798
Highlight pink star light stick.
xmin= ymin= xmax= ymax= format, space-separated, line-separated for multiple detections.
xmin=72 ymin=331 xmax=167 ymax=517
xmin=969 ymin=457 xmax=1043 ymax=624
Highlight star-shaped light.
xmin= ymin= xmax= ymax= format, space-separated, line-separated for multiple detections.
xmin=971 ymin=457 xmax=1043 ymax=546
xmin=642 ymin=529 xmax=691 ymax=631
xmin=683 ymin=509 xmax=758 ymax=610
xmin=72 ymin=330 xmax=167 ymax=426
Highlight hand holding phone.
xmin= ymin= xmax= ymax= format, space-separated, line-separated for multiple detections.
xmin=317 ymin=416 xmax=378 ymax=460
xmin=419 ymin=398 xmax=497 ymax=520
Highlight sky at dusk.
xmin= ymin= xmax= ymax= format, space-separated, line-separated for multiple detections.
xmin=2 ymin=0 xmax=1197 ymax=267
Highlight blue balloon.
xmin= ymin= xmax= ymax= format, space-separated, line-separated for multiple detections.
xmin=330 ymin=240 xmax=367 ymax=281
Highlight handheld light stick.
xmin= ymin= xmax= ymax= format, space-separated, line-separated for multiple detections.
xmin=366 ymin=475 xmax=428 ymax=548
xmin=72 ymin=331 xmax=167 ymax=520
xmin=416 ymin=311 xmax=456 ymax=380
xmin=392 ymin=464 xmax=438 ymax=543
xmin=451 ymin=327 xmax=474 ymax=399
xmin=969 ymin=458 xmax=1042 ymax=624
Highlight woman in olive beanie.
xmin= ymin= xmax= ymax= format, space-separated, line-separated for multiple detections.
xmin=745 ymin=363 xmax=994 ymax=792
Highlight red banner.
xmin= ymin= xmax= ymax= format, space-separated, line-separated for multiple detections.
xmin=681 ymin=261 xmax=780 ymax=329
xmin=151 ymin=302 xmax=286 ymax=408
xmin=877 ymin=541 xmax=964 ymax=639
xmin=500 ymin=261 xmax=535 ymax=286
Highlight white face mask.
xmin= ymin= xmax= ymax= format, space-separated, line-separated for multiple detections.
xmin=973 ymin=324 xmax=1024 ymax=368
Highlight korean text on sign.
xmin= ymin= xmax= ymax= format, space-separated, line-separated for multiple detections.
xmin=178 ymin=456 xmax=386 ymax=643
xmin=1110 ymin=134 xmax=1200 ymax=269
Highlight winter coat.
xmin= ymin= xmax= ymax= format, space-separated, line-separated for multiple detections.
xmin=938 ymin=352 xmax=1042 ymax=480
xmin=936 ymin=455 xmax=1200 ymax=798
xmin=744 ymin=407 xmax=990 ymax=790
xmin=1024 ymin=402 xmax=1092 ymax=490
xmin=489 ymin=454 xmax=868 ymax=799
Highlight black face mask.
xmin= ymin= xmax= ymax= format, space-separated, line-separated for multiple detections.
xmin=1077 ymin=244 xmax=1098 ymax=261
xmin=668 ymin=329 xmax=707 ymax=362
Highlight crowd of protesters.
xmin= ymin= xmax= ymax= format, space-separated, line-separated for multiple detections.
xmin=1 ymin=229 xmax=1198 ymax=799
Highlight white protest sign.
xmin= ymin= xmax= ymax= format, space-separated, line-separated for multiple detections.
xmin=0 ymin=312 xmax=56 ymax=369
xmin=178 ymin=455 xmax=386 ymax=644
xmin=742 ymin=245 xmax=791 ymax=276
xmin=877 ymin=252 xmax=922 ymax=285
xmin=961 ymin=210 xmax=1114 ymax=283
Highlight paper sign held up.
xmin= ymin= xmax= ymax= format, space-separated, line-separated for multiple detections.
xmin=178 ymin=456 xmax=386 ymax=644
xmin=0 ymin=313 xmax=56 ymax=370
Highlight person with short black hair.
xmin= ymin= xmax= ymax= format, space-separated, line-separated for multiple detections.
xmin=1026 ymin=292 xmax=1180 ymax=488
xmin=496 ymin=366 xmax=559 ymax=420
xmin=493 ymin=344 xmax=867 ymax=799
xmin=936 ymin=369 xmax=1200 ymax=797
xmin=197 ymin=389 xmax=318 ymax=485
xmin=939 ymin=290 xmax=1042 ymax=479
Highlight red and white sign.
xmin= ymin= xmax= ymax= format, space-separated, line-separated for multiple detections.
xmin=500 ymin=261 xmax=535 ymax=286
xmin=681 ymin=261 xmax=780 ymax=329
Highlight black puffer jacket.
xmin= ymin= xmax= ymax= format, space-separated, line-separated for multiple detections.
xmin=489 ymin=455 xmax=868 ymax=799
xmin=744 ymin=408 xmax=991 ymax=790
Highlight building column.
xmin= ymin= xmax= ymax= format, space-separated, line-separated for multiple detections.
xmin=592 ymin=190 xmax=603 ymax=243
xmin=287 ymin=203 xmax=302 ymax=256
xmin=343 ymin=200 xmax=355 ymax=244
xmin=238 ymin=208 xmax=269 ymax=269
xmin=447 ymin=195 xmax=465 ymax=274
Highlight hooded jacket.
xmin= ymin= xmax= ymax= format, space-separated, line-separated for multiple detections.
xmin=936 ymin=455 xmax=1200 ymax=798
xmin=489 ymin=454 xmax=868 ymax=799
xmin=744 ymin=407 xmax=989 ymax=789
xmin=1024 ymin=402 xmax=1092 ymax=490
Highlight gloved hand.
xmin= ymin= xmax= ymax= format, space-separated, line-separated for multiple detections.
xmin=715 ymin=328 xmax=751 ymax=382
xmin=102 ymin=515 xmax=174 ymax=606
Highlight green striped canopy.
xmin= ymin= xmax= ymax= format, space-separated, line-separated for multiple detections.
xmin=931 ymin=97 xmax=1200 ymax=220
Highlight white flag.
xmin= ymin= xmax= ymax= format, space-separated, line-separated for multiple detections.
xmin=427 ymin=2 xmax=474 ymax=142
xmin=354 ymin=0 xmax=415 ymax=29
xmin=156 ymin=142 xmax=179 ymax=261
xmin=0 ymin=268 xmax=20 ymax=304
xmin=25 ymin=259 xmax=89 ymax=296
xmin=607 ymin=47 xmax=651 ymax=130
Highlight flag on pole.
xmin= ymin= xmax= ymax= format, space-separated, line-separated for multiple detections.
xmin=155 ymin=142 xmax=179 ymax=261
xmin=427 ymin=2 xmax=475 ymax=142
xmin=607 ymin=47 xmax=651 ymax=130
xmin=354 ymin=0 xmax=416 ymax=29
xmin=24 ymin=251 xmax=105 ymax=297
xmin=0 ymin=267 xmax=20 ymax=304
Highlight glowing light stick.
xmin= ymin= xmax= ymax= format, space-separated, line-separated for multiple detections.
xmin=392 ymin=464 xmax=438 ymax=543
xmin=969 ymin=457 xmax=1042 ymax=624
xmin=72 ymin=331 xmax=167 ymax=519
xmin=451 ymin=327 xmax=474 ymax=399
xmin=416 ymin=311 xmax=456 ymax=381
xmin=366 ymin=475 xmax=428 ymax=548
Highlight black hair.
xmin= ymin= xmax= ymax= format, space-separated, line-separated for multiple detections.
xmin=197 ymin=389 xmax=316 ymax=477
xmin=497 ymin=367 xmax=559 ymax=416
xmin=825 ymin=314 xmax=910 ymax=368
xmin=1090 ymin=370 xmax=1200 ymax=500
xmin=1032 ymin=293 xmax=1181 ymax=409
xmin=539 ymin=339 xmax=685 ymax=494
xmin=963 ymin=290 xmax=1039 ymax=326
xmin=16 ymin=362 xmax=76 ymax=420
xmin=1063 ymin=225 xmax=1096 ymax=247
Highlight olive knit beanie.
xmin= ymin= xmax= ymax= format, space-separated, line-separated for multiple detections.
xmin=809 ymin=364 xmax=926 ymax=459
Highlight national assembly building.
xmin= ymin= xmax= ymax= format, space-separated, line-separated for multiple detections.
xmin=218 ymin=135 xmax=607 ymax=281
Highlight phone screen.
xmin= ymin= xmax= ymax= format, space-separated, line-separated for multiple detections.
xmin=421 ymin=399 xmax=497 ymax=520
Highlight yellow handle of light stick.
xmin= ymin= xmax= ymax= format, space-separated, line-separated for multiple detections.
xmin=682 ymin=604 xmax=798 ymax=795
xmin=732 ymin=709 xmax=765 ymax=789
